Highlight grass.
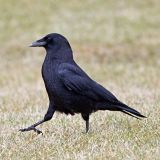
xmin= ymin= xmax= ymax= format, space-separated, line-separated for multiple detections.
xmin=0 ymin=0 xmax=160 ymax=159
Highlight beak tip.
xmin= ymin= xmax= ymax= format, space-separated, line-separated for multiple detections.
xmin=28 ymin=42 xmax=37 ymax=47
xmin=28 ymin=41 xmax=46 ymax=47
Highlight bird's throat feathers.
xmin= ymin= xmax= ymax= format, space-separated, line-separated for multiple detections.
xmin=44 ymin=42 xmax=73 ymax=61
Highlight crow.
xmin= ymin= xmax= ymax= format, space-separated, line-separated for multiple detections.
xmin=20 ymin=33 xmax=146 ymax=134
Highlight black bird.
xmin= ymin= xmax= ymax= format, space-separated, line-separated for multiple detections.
xmin=20 ymin=33 xmax=146 ymax=134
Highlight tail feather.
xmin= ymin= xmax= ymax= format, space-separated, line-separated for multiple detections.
xmin=121 ymin=110 xmax=141 ymax=119
xmin=116 ymin=101 xmax=146 ymax=118
xmin=97 ymin=101 xmax=146 ymax=119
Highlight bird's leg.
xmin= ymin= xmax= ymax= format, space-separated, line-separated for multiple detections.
xmin=19 ymin=103 xmax=55 ymax=134
xmin=86 ymin=119 xmax=89 ymax=133
xmin=81 ymin=113 xmax=90 ymax=133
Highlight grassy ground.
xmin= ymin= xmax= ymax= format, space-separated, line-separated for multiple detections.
xmin=0 ymin=0 xmax=160 ymax=159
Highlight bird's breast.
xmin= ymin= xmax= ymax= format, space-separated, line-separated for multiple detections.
xmin=42 ymin=60 xmax=61 ymax=95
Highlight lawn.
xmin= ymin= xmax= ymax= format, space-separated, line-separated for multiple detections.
xmin=0 ymin=0 xmax=160 ymax=159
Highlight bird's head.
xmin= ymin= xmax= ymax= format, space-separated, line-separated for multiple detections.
xmin=30 ymin=33 xmax=71 ymax=50
xmin=29 ymin=33 xmax=73 ymax=60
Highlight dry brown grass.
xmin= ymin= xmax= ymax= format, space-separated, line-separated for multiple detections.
xmin=0 ymin=0 xmax=160 ymax=159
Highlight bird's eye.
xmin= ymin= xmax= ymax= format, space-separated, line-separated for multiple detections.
xmin=46 ymin=37 xmax=52 ymax=42
xmin=42 ymin=36 xmax=51 ymax=42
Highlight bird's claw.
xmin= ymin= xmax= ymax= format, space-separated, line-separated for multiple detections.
xmin=19 ymin=126 xmax=43 ymax=134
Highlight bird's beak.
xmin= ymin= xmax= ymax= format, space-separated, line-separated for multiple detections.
xmin=29 ymin=40 xmax=47 ymax=47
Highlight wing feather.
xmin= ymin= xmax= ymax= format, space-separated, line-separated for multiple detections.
xmin=58 ymin=63 xmax=118 ymax=102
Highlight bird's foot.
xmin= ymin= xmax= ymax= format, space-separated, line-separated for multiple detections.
xmin=19 ymin=126 xmax=42 ymax=134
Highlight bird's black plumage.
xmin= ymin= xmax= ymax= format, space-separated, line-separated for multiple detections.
xmin=20 ymin=33 xmax=146 ymax=134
